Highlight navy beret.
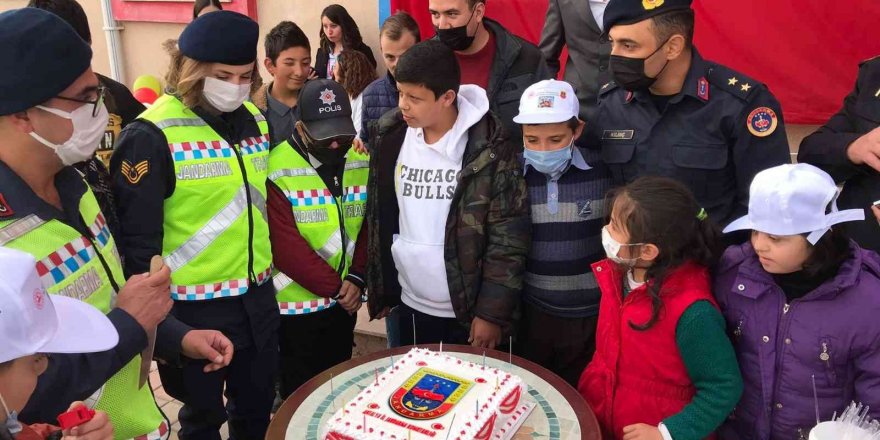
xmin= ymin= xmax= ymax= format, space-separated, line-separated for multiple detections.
xmin=0 ymin=8 xmax=92 ymax=116
xmin=178 ymin=11 xmax=258 ymax=65
xmin=604 ymin=0 xmax=692 ymax=32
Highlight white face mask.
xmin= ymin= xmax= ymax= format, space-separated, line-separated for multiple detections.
xmin=29 ymin=103 xmax=109 ymax=166
xmin=601 ymin=226 xmax=642 ymax=267
xmin=202 ymin=77 xmax=251 ymax=113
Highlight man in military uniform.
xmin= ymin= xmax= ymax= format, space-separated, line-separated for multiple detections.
xmin=0 ymin=8 xmax=231 ymax=437
xmin=586 ymin=0 xmax=791 ymax=227
xmin=798 ymin=55 xmax=880 ymax=251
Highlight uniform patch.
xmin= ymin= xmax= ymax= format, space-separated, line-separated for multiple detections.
xmin=747 ymin=107 xmax=779 ymax=137
xmin=121 ymin=160 xmax=150 ymax=185
xmin=642 ymin=0 xmax=664 ymax=10
xmin=0 ymin=193 xmax=12 ymax=217
xmin=577 ymin=199 xmax=593 ymax=217
xmin=602 ymin=129 xmax=634 ymax=140
xmin=697 ymin=77 xmax=709 ymax=101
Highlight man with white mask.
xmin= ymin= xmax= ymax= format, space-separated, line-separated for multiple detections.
xmin=0 ymin=9 xmax=233 ymax=437
xmin=111 ymin=10 xmax=278 ymax=440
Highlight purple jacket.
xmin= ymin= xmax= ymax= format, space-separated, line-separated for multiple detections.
xmin=714 ymin=242 xmax=880 ymax=440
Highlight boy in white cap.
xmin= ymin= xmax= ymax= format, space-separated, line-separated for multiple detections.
xmin=714 ymin=163 xmax=880 ymax=438
xmin=0 ymin=247 xmax=116 ymax=440
xmin=513 ymin=79 xmax=612 ymax=387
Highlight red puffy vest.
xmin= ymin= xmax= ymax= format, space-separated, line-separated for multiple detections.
xmin=578 ymin=259 xmax=719 ymax=440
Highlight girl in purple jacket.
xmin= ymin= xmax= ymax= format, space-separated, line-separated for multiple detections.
xmin=714 ymin=163 xmax=880 ymax=440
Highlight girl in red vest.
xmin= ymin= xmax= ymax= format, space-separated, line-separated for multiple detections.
xmin=578 ymin=177 xmax=742 ymax=440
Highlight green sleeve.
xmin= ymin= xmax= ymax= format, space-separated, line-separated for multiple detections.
xmin=663 ymin=301 xmax=743 ymax=440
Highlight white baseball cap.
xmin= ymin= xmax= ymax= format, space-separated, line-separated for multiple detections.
xmin=0 ymin=247 xmax=118 ymax=364
xmin=724 ymin=164 xmax=865 ymax=244
xmin=513 ymin=79 xmax=579 ymax=125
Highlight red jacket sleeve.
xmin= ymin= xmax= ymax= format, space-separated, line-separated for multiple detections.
xmin=267 ymin=181 xmax=342 ymax=298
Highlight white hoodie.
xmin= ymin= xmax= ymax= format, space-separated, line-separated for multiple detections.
xmin=392 ymin=85 xmax=490 ymax=318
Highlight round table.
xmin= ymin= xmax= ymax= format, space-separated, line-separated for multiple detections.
xmin=267 ymin=344 xmax=601 ymax=440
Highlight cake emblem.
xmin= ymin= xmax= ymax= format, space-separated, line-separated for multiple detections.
xmin=390 ymin=368 xmax=473 ymax=420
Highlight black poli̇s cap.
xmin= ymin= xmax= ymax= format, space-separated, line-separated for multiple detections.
xmin=296 ymin=79 xmax=356 ymax=140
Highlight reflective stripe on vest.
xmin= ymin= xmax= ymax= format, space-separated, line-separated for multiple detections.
xmin=164 ymin=183 xmax=268 ymax=272
xmin=0 ymin=185 xmax=166 ymax=439
xmin=273 ymin=272 xmax=337 ymax=315
xmin=140 ymin=95 xmax=272 ymax=301
xmin=268 ymin=143 xmax=369 ymax=314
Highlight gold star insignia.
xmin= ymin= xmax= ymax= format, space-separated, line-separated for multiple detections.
xmin=741 ymin=83 xmax=752 ymax=92
xmin=728 ymin=77 xmax=738 ymax=86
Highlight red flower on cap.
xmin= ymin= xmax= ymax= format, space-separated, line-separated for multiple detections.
xmin=33 ymin=289 xmax=45 ymax=310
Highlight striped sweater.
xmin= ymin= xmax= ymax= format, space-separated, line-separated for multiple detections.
xmin=522 ymin=146 xmax=613 ymax=318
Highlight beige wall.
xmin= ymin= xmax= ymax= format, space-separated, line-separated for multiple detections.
xmin=0 ymin=0 xmax=381 ymax=87
xmin=1 ymin=0 xmax=111 ymax=79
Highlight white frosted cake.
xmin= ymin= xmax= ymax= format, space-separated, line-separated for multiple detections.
xmin=321 ymin=348 xmax=533 ymax=440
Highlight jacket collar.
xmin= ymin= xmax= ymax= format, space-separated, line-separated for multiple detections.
xmin=630 ymin=49 xmax=711 ymax=106
xmin=731 ymin=241 xmax=866 ymax=301
xmin=483 ymin=18 xmax=521 ymax=98
xmin=592 ymin=258 xmax=710 ymax=305
xmin=0 ymin=159 xmax=88 ymax=230
xmin=375 ymin=107 xmax=505 ymax=171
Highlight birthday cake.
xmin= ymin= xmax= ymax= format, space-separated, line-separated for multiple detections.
xmin=321 ymin=348 xmax=534 ymax=440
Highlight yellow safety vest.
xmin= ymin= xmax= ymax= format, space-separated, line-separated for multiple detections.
xmin=139 ymin=95 xmax=273 ymax=300
xmin=0 ymin=181 xmax=167 ymax=440
xmin=267 ymin=141 xmax=369 ymax=315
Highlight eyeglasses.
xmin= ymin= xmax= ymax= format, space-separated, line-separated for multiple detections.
xmin=55 ymin=85 xmax=107 ymax=117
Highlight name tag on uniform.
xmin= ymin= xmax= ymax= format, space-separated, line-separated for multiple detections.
xmin=602 ymin=130 xmax=634 ymax=140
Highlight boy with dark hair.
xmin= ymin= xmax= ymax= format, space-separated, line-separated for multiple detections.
xmin=513 ymin=79 xmax=612 ymax=387
xmin=359 ymin=11 xmax=421 ymax=150
xmin=365 ymin=40 xmax=529 ymax=349
xmin=253 ymin=21 xmax=313 ymax=144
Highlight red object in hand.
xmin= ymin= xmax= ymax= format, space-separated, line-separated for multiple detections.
xmin=57 ymin=406 xmax=95 ymax=430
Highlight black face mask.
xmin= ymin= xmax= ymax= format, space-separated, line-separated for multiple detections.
xmin=609 ymin=39 xmax=671 ymax=91
xmin=300 ymin=129 xmax=354 ymax=168
xmin=435 ymin=8 xmax=477 ymax=51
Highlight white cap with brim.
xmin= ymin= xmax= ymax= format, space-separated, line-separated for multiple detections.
xmin=723 ymin=164 xmax=865 ymax=244
xmin=0 ymin=247 xmax=118 ymax=364
xmin=513 ymin=79 xmax=580 ymax=125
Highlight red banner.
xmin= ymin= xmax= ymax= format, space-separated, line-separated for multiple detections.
xmin=390 ymin=0 xmax=880 ymax=124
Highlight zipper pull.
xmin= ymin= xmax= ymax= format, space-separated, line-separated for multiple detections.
xmin=820 ymin=342 xmax=830 ymax=362
xmin=734 ymin=319 xmax=743 ymax=339
xmin=334 ymin=175 xmax=340 ymax=188
xmin=783 ymin=303 xmax=790 ymax=314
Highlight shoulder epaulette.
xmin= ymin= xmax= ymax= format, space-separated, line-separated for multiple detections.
xmin=707 ymin=63 xmax=764 ymax=102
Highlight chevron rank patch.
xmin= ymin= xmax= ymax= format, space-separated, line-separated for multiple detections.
xmin=121 ymin=160 xmax=150 ymax=185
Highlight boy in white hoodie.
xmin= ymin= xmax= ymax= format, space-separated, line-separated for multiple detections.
xmin=364 ymin=40 xmax=530 ymax=349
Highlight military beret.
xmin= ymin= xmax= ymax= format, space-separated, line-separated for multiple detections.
xmin=604 ymin=0 xmax=693 ymax=31
xmin=0 ymin=8 xmax=92 ymax=116
xmin=178 ymin=11 xmax=258 ymax=65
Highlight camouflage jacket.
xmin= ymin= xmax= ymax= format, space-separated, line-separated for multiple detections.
xmin=365 ymin=108 xmax=530 ymax=334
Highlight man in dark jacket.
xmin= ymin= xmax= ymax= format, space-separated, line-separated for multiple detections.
xmin=366 ymin=41 xmax=530 ymax=349
xmin=798 ymin=55 xmax=880 ymax=252
xmin=430 ymin=0 xmax=553 ymax=141
xmin=359 ymin=11 xmax=420 ymax=149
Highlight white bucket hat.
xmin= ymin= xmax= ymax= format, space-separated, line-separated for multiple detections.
xmin=724 ymin=163 xmax=865 ymax=244
xmin=513 ymin=79 xmax=579 ymax=125
xmin=0 ymin=247 xmax=118 ymax=364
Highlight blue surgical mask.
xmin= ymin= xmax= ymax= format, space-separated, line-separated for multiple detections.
xmin=523 ymin=142 xmax=573 ymax=177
